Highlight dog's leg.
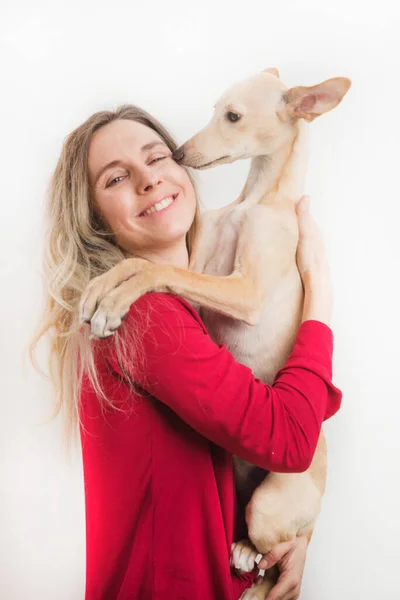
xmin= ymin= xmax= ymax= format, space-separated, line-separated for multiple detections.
xmin=79 ymin=208 xmax=218 ymax=325
xmin=239 ymin=578 xmax=276 ymax=600
xmin=82 ymin=205 xmax=298 ymax=339
xmin=231 ymin=540 xmax=278 ymax=600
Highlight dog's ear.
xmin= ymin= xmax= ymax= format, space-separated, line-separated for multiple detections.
xmin=282 ymin=77 xmax=351 ymax=122
xmin=263 ymin=67 xmax=280 ymax=78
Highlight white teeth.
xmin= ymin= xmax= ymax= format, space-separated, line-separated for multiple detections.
xmin=142 ymin=196 xmax=174 ymax=216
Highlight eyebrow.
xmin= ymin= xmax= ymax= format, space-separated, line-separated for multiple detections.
xmin=92 ymin=140 xmax=167 ymax=187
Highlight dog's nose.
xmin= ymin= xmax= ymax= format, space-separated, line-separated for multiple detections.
xmin=172 ymin=146 xmax=185 ymax=163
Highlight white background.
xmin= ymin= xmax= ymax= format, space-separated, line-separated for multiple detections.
xmin=1 ymin=1 xmax=399 ymax=598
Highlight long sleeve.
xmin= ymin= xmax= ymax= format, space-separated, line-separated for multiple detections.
xmin=104 ymin=292 xmax=342 ymax=473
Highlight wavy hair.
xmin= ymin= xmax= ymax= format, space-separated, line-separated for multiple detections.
xmin=30 ymin=105 xmax=200 ymax=449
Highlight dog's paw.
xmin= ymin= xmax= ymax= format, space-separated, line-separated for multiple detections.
xmin=79 ymin=258 xmax=149 ymax=326
xmin=89 ymin=285 xmax=133 ymax=338
xmin=80 ymin=274 xmax=116 ymax=326
xmin=231 ymin=539 xmax=261 ymax=573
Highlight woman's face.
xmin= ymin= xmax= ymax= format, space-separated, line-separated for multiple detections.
xmin=88 ymin=119 xmax=197 ymax=258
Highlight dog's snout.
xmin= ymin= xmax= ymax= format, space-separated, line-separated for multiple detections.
xmin=172 ymin=146 xmax=185 ymax=163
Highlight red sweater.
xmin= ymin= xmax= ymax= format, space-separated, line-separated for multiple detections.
xmin=79 ymin=292 xmax=342 ymax=600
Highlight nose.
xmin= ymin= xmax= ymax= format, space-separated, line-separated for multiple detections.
xmin=172 ymin=146 xmax=185 ymax=163
xmin=137 ymin=166 xmax=161 ymax=194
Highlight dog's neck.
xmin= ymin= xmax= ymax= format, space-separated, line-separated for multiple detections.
xmin=239 ymin=120 xmax=308 ymax=209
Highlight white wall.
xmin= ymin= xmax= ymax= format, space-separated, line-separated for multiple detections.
xmin=1 ymin=1 xmax=399 ymax=598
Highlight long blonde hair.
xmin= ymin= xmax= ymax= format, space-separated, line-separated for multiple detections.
xmin=30 ymin=105 xmax=201 ymax=449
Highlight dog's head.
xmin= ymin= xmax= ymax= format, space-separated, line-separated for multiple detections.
xmin=173 ymin=68 xmax=351 ymax=169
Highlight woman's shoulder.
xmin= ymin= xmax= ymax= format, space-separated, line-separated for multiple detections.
xmin=97 ymin=293 xmax=209 ymax=382
xmin=125 ymin=292 xmax=207 ymax=334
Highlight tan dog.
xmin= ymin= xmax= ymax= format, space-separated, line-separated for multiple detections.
xmin=80 ymin=69 xmax=350 ymax=599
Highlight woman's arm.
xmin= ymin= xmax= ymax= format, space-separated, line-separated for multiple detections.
xmin=104 ymin=291 xmax=342 ymax=473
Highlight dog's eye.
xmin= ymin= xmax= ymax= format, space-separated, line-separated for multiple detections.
xmin=227 ymin=111 xmax=241 ymax=123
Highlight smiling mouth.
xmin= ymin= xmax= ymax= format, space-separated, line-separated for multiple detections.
xmin=139 ymin=194 xmax=178 ymax=217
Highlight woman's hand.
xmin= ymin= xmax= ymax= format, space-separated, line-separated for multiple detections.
xmin=295 ymin=195 xmax=333 ymax=326
xmin=258 ymin=536 xmax=308 ymax=600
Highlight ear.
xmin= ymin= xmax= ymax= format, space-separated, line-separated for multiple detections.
xmin=263 ymin=67 xmax=280 ymax=78
xmin=283 ymin=77 xmax=351 ymax=122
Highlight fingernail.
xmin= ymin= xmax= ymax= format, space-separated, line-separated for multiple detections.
xmin=257 ymin=556 xmax=268 ymax=569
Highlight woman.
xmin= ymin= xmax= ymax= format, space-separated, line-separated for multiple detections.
xmin=32 ymin=105 xmax=342 ymax=600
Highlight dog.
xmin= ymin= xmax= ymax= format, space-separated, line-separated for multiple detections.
xmin=80 ymin=68 xmax=351 ymax=599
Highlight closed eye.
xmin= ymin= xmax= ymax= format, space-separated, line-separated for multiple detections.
xmin=149 ymin=154 xmax=170 ymax=165
xmin=107 ymin=154 xmax=171 ymax=186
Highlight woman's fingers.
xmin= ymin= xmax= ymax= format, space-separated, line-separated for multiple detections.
xmin=267 ymin=575 xmax=300 ymax=600
xmin=257 ymin=539 xmax=296 ymax=570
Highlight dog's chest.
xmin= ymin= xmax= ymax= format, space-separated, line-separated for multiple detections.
xmin=200 ymin=208 xmax=267 ymax=373
xmin=198 ymin=204 xmax=302 ymax=382
xmin=202 ymin=209 xmax=244 ymax=276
